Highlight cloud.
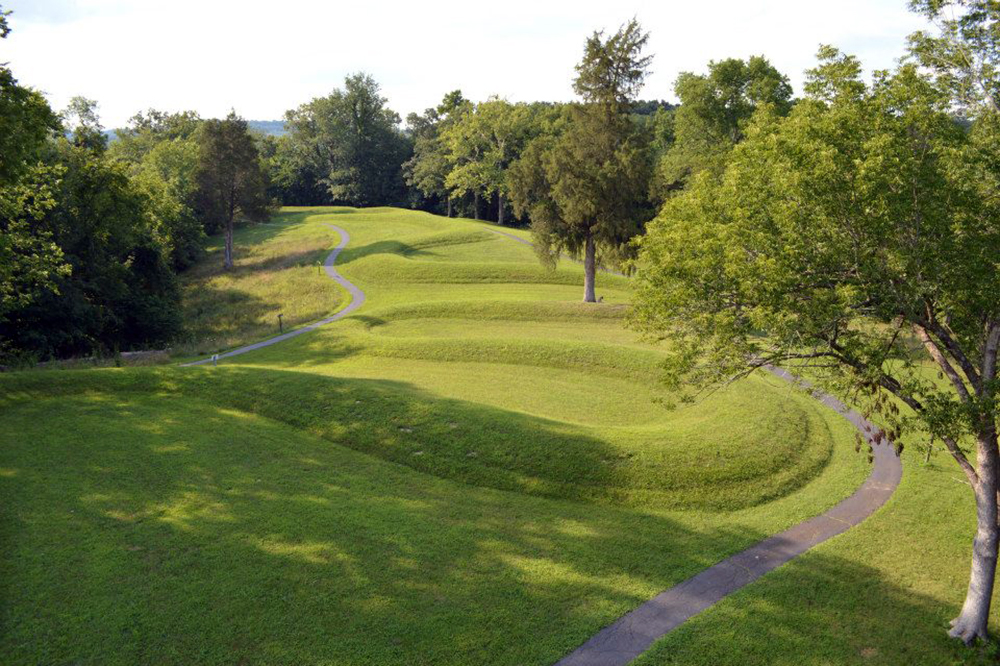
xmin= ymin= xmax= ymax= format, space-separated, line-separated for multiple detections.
xmin=2 ymin=0 xmax=929 ymax=128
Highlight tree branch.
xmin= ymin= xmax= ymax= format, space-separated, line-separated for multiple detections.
xmin=922 ymin=315 xmax=983 ymax=393
xmin=983 ymin=322 xmax=1000 ymax=383
xmin=913 ymin=323 xmax=973 ymax=402
xmin=943 ymin=434 xmax=980 ymax=485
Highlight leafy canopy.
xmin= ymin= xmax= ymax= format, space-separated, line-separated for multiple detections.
xmin=632 ymin=48 xmax=1000 ymax=457
xmin=508 ymin=19 xmax=654 ymax=278
xmin=655 ymin=56 xmax=793 ymax=197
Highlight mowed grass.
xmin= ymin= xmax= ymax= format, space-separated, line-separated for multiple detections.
xmin=2 ymin=206 xmax=994 ymax=664
xmin=0 ymin=368 xmax=866 ymax=666
xmin=632 ymin=446 xmax=1000 ymax=666
xmin=178 ymin=211 xmax=346 ymax=355
xmin=187 ymin=207 xmax=852 ymax=510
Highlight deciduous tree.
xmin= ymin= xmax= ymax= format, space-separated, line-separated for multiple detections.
xmin=442 ymin=97 xmax=533 ymax=225
xmin=284 ymin=73 xmax=410 ymax=206
xmin=0 ymin=4 xmax=67 ymax=331
xmin=654 ymin=56 xmax=792 ymax=198
xmin=631 ymin=47 xmax=1000 ymax=645
xmin=194 ymin=112 xmax=271 ymax=269
xmin=110 ymin=109 xmax=205 ymax=269
xmin=403 ymin=90 xmax=469 ymax=216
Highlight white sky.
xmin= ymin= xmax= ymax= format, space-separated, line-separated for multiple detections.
xmin=2 ymin=0 xmax=929 ymax=129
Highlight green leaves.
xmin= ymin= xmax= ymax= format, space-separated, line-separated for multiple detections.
xmin=654 ymin=56 xmax=793 ymax=199
xmin=633 ymin=53 xmax=1000 ymax=453
xmin=0 ymin=165 xmax=69 ymax=321
xmin=283 ymin=73 xmax=410 ymax=207
xmin=907 ymin=0 xmax=1000 ymax=116
xmin=508 ymin=20 xmax=654 ymax=290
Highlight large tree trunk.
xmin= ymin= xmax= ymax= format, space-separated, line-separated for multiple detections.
xmin=950 ymin=431 xmax=1000 ymax=645
xmin=498 ymin=192 xmax=505 ymax=226
xmin=446 ymin=198 xmax=452 ymax=218
xmin=473 ymin=191 xmax=479 ymax=220
xmin=224 ymin=218 xmax=234 ymax=269
xmin=583 ymin=236 xmax=596 ymax=303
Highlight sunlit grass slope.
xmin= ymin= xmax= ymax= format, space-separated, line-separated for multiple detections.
xmin=1 ymin=368 xmax=866 ymax=666
xmin=12 ymin=205 xmax=972 ymax=665
xmin=179 ymin=211 xmax=346 ymax=355
xmin=183 ymin=206 xmax=855 ymax=510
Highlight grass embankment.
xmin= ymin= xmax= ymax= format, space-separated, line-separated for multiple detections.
xmin=179 ymin=211 xmax=345 ymax=355
xmin=1 ymin=206 xmax=993 ymax=664
xmin=0 ymin=368 xmax=864 ymax=666
xmin=180 ymin=207 xmax=845 ymax=510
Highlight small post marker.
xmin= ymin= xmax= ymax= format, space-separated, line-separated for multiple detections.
xmin=278 ymin=313 xmax=284 ymax=333
xmin=211 ymin=354 xmax=219 ymax=366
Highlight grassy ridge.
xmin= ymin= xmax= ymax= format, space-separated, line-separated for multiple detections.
xmin=17 ymin=205 xmax=989 ymax=665
xmin=186 ymin=207 xmax=846 ymax=510
xmin=0 ymin=375 xmax=867 ymax=666
xmin=179 ymin=212 xmax=346 ymax=355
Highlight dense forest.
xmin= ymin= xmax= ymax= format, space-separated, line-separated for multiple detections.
xmin=0 ymin=4 xmax=744 ymax=364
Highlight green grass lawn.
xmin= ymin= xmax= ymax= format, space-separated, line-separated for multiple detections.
xmin=178 ymin=211 xmax=346 ymax=356
xmin=0 ymin=206 xmax=995 ymax=664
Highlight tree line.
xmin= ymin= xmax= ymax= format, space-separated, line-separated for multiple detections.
xmin=0 ymin=3 xmax=790 ymax=361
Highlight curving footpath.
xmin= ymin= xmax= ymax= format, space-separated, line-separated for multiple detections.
xmin=554 ymin=367 xmax=902 ymax=666
xmin=184 ymin=219 xmax=902 ymax=665
xmin=483 ymin=229 xmax=903 ymax=665
xmin=182 ymin=224 xmax=365 ymax=367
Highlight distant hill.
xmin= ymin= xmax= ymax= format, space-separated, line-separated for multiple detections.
xmin=248 ymin=120 xmax=287 ymax=136
xmin=102 ymin=119 xmax=286 ymax=143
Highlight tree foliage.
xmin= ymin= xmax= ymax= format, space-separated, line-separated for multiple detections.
xmin=403 ymin=90 xmax=469 ymax=215
xmin=632 ymin=46 xmax=1000 ymax=644
xmin=194 ymin=112 xmax=271 ymax=268
xmin=509 ymin=19 xmax=654 ymax=302
xmin=283 ymin=73 xmax=410 ymax=206
xmin=0 ymin=5 xmax=68 ymax=337
xmin=654 ymin=56 xmax=793 ymax=199
xmin=908 ymin=0 xmax=1000 ymax=116
xmin=0 ymin=6 xmax=58 ymax=184
xmin=1 ymin=137 xmax=183 ymax=359
xmin=109 ymin=109 xmax=205 ymax=269
xmin=442 ymin=97 xmax=535 ymax=224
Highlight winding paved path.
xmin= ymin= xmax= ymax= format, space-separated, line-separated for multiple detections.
xmin=181 ymin=224 xmax=365 ymax=367
xmin=554 ymin=368 xmax=902 ymax=666
xmin=185 ymin=219 xmax=902 ymax=665
xmin=485 ymin=228 xmax=903 ymax=666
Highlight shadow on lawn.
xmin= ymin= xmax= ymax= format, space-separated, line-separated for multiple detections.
xmin=0 ymin=374 xmax=977 ymax=665
xmin=335 ymin=239 xmax=428 ymax=265
xmin=180 ymin=286 xmax=287 ymax=354
xmin=1 ymin=366 xmax=633 ymax=504
xmin=632 ymin=554 xmax=996 ymax=666
xmin=194 ymin=209 xmax=347 ymax=263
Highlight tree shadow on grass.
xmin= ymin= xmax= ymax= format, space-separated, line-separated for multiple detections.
xmin=0 ymin=377 xmax=980 ymax=665
xmin=230 ymin=249 xmax=332 ymax=274
xmin=335 ymin=239 xmax=429 ymax=265
xmin=181 ymin=286 xmax=285 ymax=354
xmin=632 ymin=550 xmax=999 ymax=666
xmin=191 ymin=209 xmax=349 ymax=269
xmin=1 ymin=366 xmax=638 ymax=505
